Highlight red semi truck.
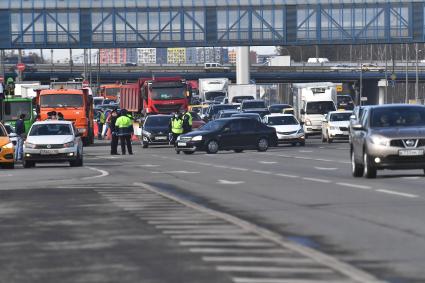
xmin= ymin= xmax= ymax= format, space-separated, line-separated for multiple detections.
xmin=120 ymin=77 xmax=189 ymax=116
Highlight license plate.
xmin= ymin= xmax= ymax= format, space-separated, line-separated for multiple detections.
xmin=156 ymin=136 xmax=167 ymax=141
xmin=399 ymin=149 xmax=424 ymax=156
xmin=177 ymin=142 xmax=187 ymax=147
xmin=40 ymin=149 xmax=59 ymax=155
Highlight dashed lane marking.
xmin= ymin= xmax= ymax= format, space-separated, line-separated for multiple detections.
xmin=171 ymin=234 xmax=263 ymax=240
xmin=179 ymin=241 xmax=277 ymax=247
xmin=151 ymin=171 xmax=200 ymax=174
xmin=218 ymin=179 xmax=245 ymax=185
xmin=259 ymin=161 xmax=278 ymax=164
xmin=189 ymin=248 xmax=293 ymax=254
xmin=314 ymin=167 xmax=338 ymax=171
xmin=216 ymin=266 xmax=334 ymax=274
xmin=302 ymin=177 xmax=331 ymax=184
xmin=275 ymin=173 xmax=299 ymax=178
xmin=336 ymin=183 xmax=372 ymax=190
xmin=202 ymin=256 xmax=316 ymax=264
xmin=232 ymin=279 xmax=354 ymax=283
xmin=251 ymin=170 xmax=272 ymax=175
xmin=138 ymin=164 xmax=161 ymax=167
xmin=376 ymin=189 xmax=419 ymax=198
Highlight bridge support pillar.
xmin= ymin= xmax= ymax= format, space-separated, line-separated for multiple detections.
xmin=362 ymin=79 xmax=379 ymax=105
xmin=236 ymin=47 xmax=250 ymax=84
xmin=378 ymin=80 xmax=388 ymax=105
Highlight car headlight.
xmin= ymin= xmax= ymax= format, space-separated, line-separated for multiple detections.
xmin=176 ymin=136 xmax=181 ymax=141
xmin=24 ymin=142 xmax=36 ymax=149
xmin=305 ymin=119 xmax=312 ymax=126
xmin=330 ymin=126 xmax=339 ymax=130
xmin=297 ymin=127 xmax=304 ymax=134
xmin=2 ymin=142 xmax=13 ymax=149
xmin=63 ymin=141 xmax=75 ymax=148
xmin=369 ymin=135 xmax=390 ymax=146
xmin=143 ymin=130 xmax=152 ymax=137
xmin=191 ymin=135 xmax=203 ymax=141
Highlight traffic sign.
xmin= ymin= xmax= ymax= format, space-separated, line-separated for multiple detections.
xmin=16 ymin=63 xmax=26 ymax=72
xmin=336 ymin=85 xmax=343 ymax=92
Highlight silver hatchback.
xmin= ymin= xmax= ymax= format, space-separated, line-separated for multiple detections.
xmin=350 ymin=104 xmax=425 ymax=178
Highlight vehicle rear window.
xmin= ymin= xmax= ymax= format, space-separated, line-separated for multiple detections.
xmin=243 ymin=101 xmax=266 ymax=109
xmin=306 ymin=101 xmax=336 ymax=115
xmin=371 ymin=107 xmax=425 ymax=128
xmin=29 ymin=124 xmax=72 ymax=136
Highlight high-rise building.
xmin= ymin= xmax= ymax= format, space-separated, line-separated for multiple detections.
xmin=196 ymin=47 xmax=228 ymax=64
xmin=228 ymin=50 xmax=236 ymax=64
xmin=137 ymin=48 xmax=156 ymax=64
xmin=186 ymin=48 xmax=198 ymax=64
xmin=99 ymin=48 xmax=137 ymax=64
xmin=167 ymin=48 xmax=186 ymax=64
xmin=228 ymin=49 xmax=257 ymax=65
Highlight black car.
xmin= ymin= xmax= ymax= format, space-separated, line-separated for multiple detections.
xmin=269 ymin=104 xmax=292 ymax=113
xmin=175 ymin=117 xmax=278 ymax=154
xmin=242 ymin=109 xmax=271 ymax=118
xmin=205 ymin=104 xmax=239 ymax=121
xmin=231 ymin=113 xmax=262 ymax=123
xmin=141 ymin=115 xmax=173 ymax=148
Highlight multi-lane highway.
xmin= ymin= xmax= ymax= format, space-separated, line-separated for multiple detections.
xmin=1 ymin=139 xmax=424 ymax=283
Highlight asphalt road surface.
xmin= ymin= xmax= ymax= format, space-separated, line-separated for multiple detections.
xmin=1 ymin=139 xmax=424 ymax=283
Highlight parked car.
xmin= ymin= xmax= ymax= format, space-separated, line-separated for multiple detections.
xmin=231 ymin=113 xmax=262 ymax=123
xmin=264 ymin=114 xmax=305 ymax=146
xmin=351 ymin=104 xmax=425 ymax=178
xmin=175 ymin=117 xmax=277 ymax=154
xmin=322 ymin=111 xmax=352 ymax=143
xmin=141 ymin=115 xmax=173 ymax=148
xmin=23 ymin=121 xmax=84 ymax=168
xmin=269 ymin=104 xmax=292 ymax=114
xmin=0 ymin=122 xmax=15 ymax=169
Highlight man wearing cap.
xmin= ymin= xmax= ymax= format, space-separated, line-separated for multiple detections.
xmin=115 ymin=109 xmax=133 ymax=155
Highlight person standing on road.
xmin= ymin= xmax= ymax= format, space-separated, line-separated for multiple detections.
xmin=96 ymin=109 xmax=106 ymax=140
xmin=170 ymin=112 xmax=184 ymax=145
xmin=182 ymin=110 xmax=193 ymax=134
xmin=14 ymin=114 xmax=26 ymax=161
xmin=109 ymin=110 xmax=119 ymax=155
xmin=102 ymin=110 xmax=111 ymax=138
xmin=115 ymin=109 xmax=133 ymax=155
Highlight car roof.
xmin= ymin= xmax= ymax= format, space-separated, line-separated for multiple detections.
xmin=32 ymin=120 xmax=73 ymax=125
xmin=233 ymin=113 xmax=260 ymax=116
xmin=219 ymin=109 xmax=239 ymax=112
xmin=266 ymin=114 xmax=295 ymax=117
xmin=367 ymin=104 xmax=425 ymax=110
xmin=243 ymin=99 xmax=264 ymax=103
xmin=328 ymin=110 xmax=353 ymax=115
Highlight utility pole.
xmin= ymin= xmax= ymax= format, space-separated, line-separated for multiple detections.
xmin=50 ymin=49 xmax=54 ymax=74
xmin=17 ymin=49 xmax=22 ymax=82
xmin=415 ymin=43 xmax=419 ymax=102
xmin=405 ymin=44 xmax=409 ymax=103
xmin=384 ymin=44 xmax=388 ymax=104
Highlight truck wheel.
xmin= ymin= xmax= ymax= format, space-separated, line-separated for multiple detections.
xmin=206 ymin=140 xmax=219 ymax=154
xmin=363 ymin=152 xmax=377 ymax=179
xmin=351 ymin=151 xmax=363 ymax=177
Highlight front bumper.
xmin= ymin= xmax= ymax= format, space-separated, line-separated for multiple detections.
xmin=24 ymin=147 xmax=78 ymax=162
xmin=142 ymin=134 xmax=171 ymax=145
xmin=366 ymin=142 xmax=425 ymax=170
xmin=0 ymin=147 xmax=14 ymax=164
xmin=276 ymin=133 xmax=305 ymax=143
xmin=328 ymin=130 xmax=349 ymax=140
xmin=304 ymin=125 xmax=322 ymax=135
xmin=175 ymin=140 xmax=205 ymax=152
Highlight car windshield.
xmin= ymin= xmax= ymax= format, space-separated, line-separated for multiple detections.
xmin=29 ymin=124 xmax=73 ymax=136
xmin=306 ymin=101 xmax=336 ymax=115
xmin=337 ymin=96 xmax=353 ymax=104
xmin=93 ymin=98 xmax=104 ymax=106
xmin=151 ymin=87 xmax=186 ymax=100
xmin=40 ymin=94 xmax=83 ymax=108
xmin=267 ymin=116 xmax=298 ymax=125
xmin=210 ymin=105 xmax=238 ymax=115
xmin=232 ymin=96 xmax=254 ymax=103
xmin=145 ymin=116 xmax=172 ymax=127
xmin=199 ymin=119 xmax=228 ymax=131
xmin=243 ymin=101 xmax=266 ymax=109
xmin=371 ymin=107 xmax=425 ymax=128
xmin=205 ymin=92 xmax=226 ymax=101
xmin=269 ymin=105 xmax=290 ymax=113
xmin=330 ymin=113 xmax=352 ymax=122
xmin=0 ymin=101 xmax=32 ymax=121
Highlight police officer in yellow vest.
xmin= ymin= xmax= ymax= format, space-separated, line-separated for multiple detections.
xmin=170 ymin=112 xmax=184 ymax=145
xmin=115 ymin=109 xmax=133 ymax=155
xmin=182 ymin=110 xmax=193 ymax=133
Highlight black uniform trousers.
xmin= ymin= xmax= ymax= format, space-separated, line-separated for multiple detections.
xmin=111 ymin=134 xmax=119 ymax=154
xmin=120 ymin=135 xmax=133 ymax=155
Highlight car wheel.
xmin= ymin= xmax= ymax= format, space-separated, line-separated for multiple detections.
xmin=142 ymin=143 xmax=148 ymax=148
xmin=363 ymin=152 xmax=377 ymax=179
xmin=23 ymin=160 xmax=34 ymax=168
xmin=351 ymin=151 xmax=363 ymax=177
xmin=257 ymin=138 xmax=269 ymax=152
xmin=206 ymin=140 xmax=219 ymax=154
xmin=234 ymin=149 xmax=244 ymax=153
xmin=183 ymin=151 xmax=194 ymax=155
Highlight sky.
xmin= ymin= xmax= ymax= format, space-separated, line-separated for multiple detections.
xmin=25 ymin=46 xmax=277 ymax=62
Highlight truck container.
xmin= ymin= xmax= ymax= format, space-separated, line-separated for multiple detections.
xmin=198 ymin=78 xmax=229 ymax=102
xmin=99 ymin=84 xmax=122 ymax=101
xmin=14 ymin=82 xmax=41 ymax=98
xmin=228 ymin=84 xmax=257 ymax=104
xmin=268 ymin=56 xmax=291 ymax=67
xmin=292 ymin=82 xmax=337 ymax=137
xmin=120 ymin=77 xmax=189 ymax=116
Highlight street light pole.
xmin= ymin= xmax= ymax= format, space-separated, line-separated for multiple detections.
xmin=415 ymin=43 xmax=419 ymax=102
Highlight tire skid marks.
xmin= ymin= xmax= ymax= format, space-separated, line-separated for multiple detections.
xmin=93 ymin=185 xmax=382 ymax=283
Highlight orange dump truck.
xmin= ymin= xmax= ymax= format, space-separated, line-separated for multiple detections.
xmin=35 ymin=88 xmax=94 ymax=145
xmin=100 ymin=84 xmax=122 ymax=101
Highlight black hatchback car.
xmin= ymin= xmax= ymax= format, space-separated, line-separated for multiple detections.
xmin=175 ymin=117 xmax=278 ymax=154
xmin=141 ymin=115 xmax=172 ymax=148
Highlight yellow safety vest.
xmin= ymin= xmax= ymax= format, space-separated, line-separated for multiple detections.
xmin=184 ymin=112 xmax=193 ymax=126
xmin=171 ymin=118 xmax=184 ymax=134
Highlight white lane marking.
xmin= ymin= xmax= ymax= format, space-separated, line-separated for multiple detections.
xmin=314 ymin=167 xmax=338 ymax=171
xmin=162 ymin=229 xmax=246 ymax=235
xmin=216 ymin=266 xmax=333 ymax=274
xmin=275 ymin=173 xmax=299 ymax=178
xmin=138 ymin=164 xmax=160 ymax=167
xmin=402 ymin=176 xmax=421 ymax=180
xmin=218 ymin=180 xmax=245 ymax=185
xmin=299 ymin=150 xmax=313 ymax=153
xmin=376 ymin=189 xmax=419 ymax=198
xmin=230 ymin=167 xmax=249 ymax=171
xmin=156 ymin=225 xmax=234 ymax=230
xmin=0 ymin=174 xmax=13 ymax=177
xmin=232 ymin=279 xmax=350 ymax=283
xmin=171 ymin=234 xmax=262 ymax=240
xmin=336 ymin=183 xmax=372 ymax=190
xmin=82 ymin=167 xmax=109 ymax=180
xmin=259 ymin=161 xmax=278 ymax=164
xmin=179 ymin=241 xmax=276 ymax=247
xmin=148 ymin=220 xmax=224 ymax=225
xmin=189 ymin=248 xmax=292 ymax=254
xmin=213 ymin=165 xmax=230 ymax=169
xmin=302 ymin=177 xmax=331 ymax=184
xmin=202 ymin=256 xmax=314 ymax=263
xmin=314 ymin=158 xmax=334 ymax=162
xmin=151 ymin=171 xmax=200 ymax=174
xmin=251 ymin=170 xmax=272 ymax=175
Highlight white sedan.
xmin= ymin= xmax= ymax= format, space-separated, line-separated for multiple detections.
xmin=264 ymin=114 xmax=305 ymax=146
xmin=23 ymin=120 xmax=84 ymax=168
xmin=322 ymin=111 xmax=353 ymax=143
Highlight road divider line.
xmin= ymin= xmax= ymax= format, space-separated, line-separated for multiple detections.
xmin=202 ymin=256 xmax=315 ymax=263
xmin=376 ymin=189 xmax=419 ymax=198
xmin=82 ymin=167 xmax=109 ymax=180
xmin=251 ymin=170 xmax=272 ymax=175
xmin=179 ymin=241 xmax=276 ymax=247
xmin=336 ymin=183 xmax=372 ymax=190
xmin=218 ymin=179 xmax=245 ymax=185
xmin=189 ymin=248 xmax=292 ymax=254
xmin=216 ymin=266 xmax=333 ymax=274
xmin=275 ymin=173 xmax=299 ymax=178
xmin=302 ymin=177 xmax=331 ymax=184
xmin=232 ymin=278 xmax=351 ymax=283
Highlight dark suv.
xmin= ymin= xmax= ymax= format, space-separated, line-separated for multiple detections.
xmin=350 ymin=104 xmax=425 ymax=178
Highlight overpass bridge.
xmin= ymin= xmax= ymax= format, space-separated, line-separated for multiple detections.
xmin=0 ymin=0 xmax=423 ymax=49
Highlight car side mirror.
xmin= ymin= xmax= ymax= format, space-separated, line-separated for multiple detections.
xmin=300 ymin=109 xmax=306 ymax=115
xmin=352 ymin=124 xmax=364 ymax=131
